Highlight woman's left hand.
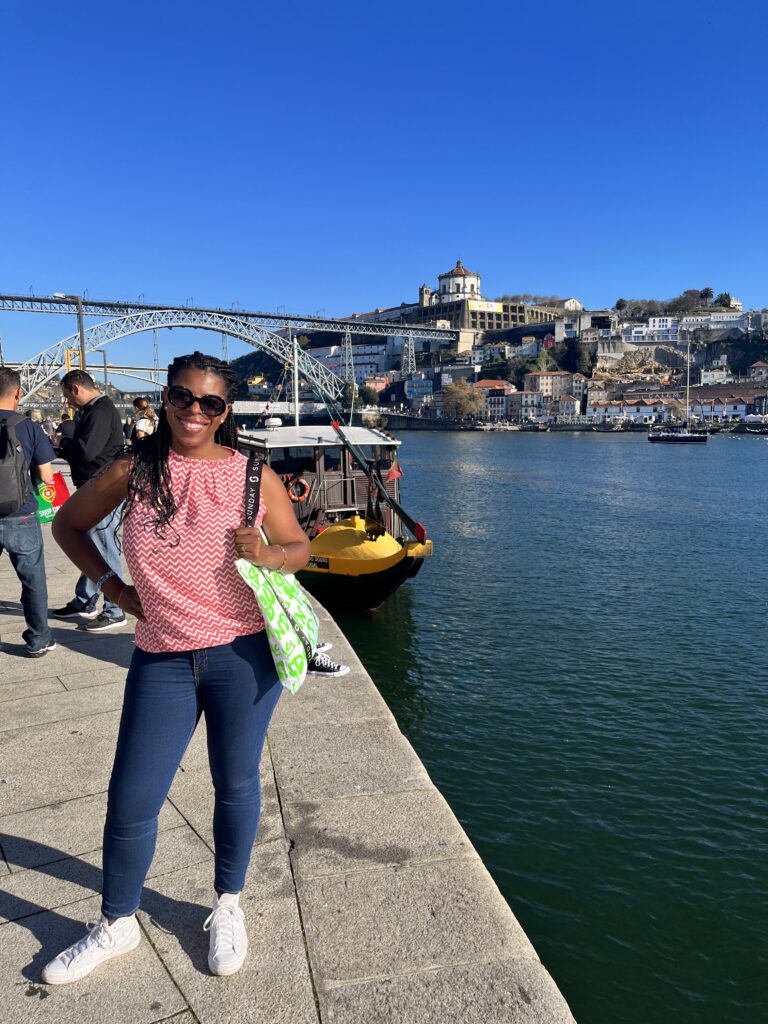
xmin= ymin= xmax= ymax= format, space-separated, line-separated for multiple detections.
xmin=233 ymin=527 xmax=282 ymax=568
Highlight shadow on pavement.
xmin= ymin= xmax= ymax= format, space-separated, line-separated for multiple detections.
xmin=0 ymin=833 xmax=209 ymax=981
xmin=0 ymin=627 xmax=136 ymax=667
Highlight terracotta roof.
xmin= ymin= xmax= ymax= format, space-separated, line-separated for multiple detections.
xmin=438 ymin=259 xmax=477 ymax=279
xmin=473 ymin=379 xmax=512 ymax=389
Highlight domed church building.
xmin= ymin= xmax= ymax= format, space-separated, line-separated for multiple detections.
xmin=350 ymin=259 xmax=553 ymax=337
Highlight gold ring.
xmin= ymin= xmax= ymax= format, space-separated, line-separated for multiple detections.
xmin=239 ymin=544 xmax=246 ymax=553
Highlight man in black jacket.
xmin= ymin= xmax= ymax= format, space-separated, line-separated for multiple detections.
xmin=54 ymin=370 xmax=127 ymax=630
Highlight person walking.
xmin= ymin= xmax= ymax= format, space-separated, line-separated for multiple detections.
xmin=42 ymin=351 xmax=310 ymax=984
xmin=131 ymin=396 xmax=156 ymax=440
xmin=53 ymin=370 xmax=127 ymax=631
xmin=0 ymin=368 xmax=57 ymax=657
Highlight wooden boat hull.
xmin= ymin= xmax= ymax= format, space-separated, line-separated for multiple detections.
xmin=298 ymin=552 xmax=428 ymax=612
xmin=296 ymin=515 xmax=432 ymax=612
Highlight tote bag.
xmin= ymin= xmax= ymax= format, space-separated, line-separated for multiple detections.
xmin=235 ymin=455 xmax=319 ymax=694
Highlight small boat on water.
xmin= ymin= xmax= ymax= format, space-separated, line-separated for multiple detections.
xmin=648 ymin=425 xmax=708 ymax=444
xmin=237 ymin=423 xmax=432 ymax=612
xmin=647 ymin=335 xmax=708 ymax=444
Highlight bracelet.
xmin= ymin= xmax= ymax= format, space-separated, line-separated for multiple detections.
xmin=274 ymin=545 xmax=287 ymax=574
xmin=94 ymin=569 xmax=117 ymax=593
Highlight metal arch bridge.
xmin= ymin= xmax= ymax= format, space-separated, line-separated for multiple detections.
xmin=0 ymin=293 xmax=457 ymax=341
xmin=14 ymin=309 xmax=350 ymax=403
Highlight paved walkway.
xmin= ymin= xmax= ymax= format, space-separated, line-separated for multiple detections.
xmin=0 ymin=474 xmax=575 ymax=1023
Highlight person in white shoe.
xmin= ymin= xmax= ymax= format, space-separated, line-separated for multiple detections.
xmin=42 ymin=352 xmax=310 ymax=984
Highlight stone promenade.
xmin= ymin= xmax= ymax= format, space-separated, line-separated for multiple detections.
xmin=0 ymin=485 xmax=575 ymax=1023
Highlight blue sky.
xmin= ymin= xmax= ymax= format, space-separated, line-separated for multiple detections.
xmin=2 ymin=0 xmax=767 ymax=372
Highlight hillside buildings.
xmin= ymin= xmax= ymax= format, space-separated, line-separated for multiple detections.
xmin=347 ymin=259 xmax=554 ymax=337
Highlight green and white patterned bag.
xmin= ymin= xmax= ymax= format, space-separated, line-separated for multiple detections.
xmin=237 ymin=456 xmax=319 ymax=694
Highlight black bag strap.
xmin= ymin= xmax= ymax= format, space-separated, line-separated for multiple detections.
xmin=242 ymin=451 xmax=315 ymax=662
xmin=244 ymin=453 xmax=264 ymax=528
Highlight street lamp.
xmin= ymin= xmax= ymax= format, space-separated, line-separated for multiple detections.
xmin=53 ymin=292 xmax=87 ymax=372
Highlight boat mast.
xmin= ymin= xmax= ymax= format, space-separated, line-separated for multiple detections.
xmin=686 ymin=331 xmax=691 ymax=423
xmin=290 ymin=326 xmax=300 ymax=427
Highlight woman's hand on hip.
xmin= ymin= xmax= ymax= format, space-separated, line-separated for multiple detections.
xmin=104 ymin=579 xmax=144 ymax=620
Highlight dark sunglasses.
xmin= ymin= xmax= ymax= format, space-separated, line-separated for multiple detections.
xmin=166 ymin=385 xmax=228 ymax=419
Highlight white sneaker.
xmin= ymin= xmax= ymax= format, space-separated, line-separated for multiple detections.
xmin=42 ymin=914 xmax=141 ymax=985
xmin=203 ymin=892 xmax=248 ymax=976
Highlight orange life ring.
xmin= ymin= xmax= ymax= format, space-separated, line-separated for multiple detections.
xmin=287 ymin=477 xmax=310 ymax=503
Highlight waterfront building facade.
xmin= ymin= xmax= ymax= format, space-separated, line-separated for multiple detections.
xmin=485 ymin=388 xmax=512 ymax=421
xmin=509 ymin=391 xmax=545 ymax=421
xmin=523 ymin=370 xmax=575 ymax=401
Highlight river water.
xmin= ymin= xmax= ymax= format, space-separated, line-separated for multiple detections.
xmin=337 ymin=431 xmax=767 ymax=1024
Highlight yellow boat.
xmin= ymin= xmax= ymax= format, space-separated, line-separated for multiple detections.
xmin=237 ymin=424 xmax=433 ymax=612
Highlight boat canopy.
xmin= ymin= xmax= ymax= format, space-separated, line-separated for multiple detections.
xmin=238 ymin=425 xmax=401 ymax=451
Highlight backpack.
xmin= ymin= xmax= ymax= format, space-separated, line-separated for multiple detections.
xmin=0 ymin=412 xmax=30 ymax=516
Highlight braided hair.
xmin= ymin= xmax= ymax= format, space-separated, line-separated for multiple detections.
xmin=124 ymin=351 xmax=239 ymax=540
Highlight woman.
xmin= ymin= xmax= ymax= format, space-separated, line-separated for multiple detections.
xmin=43 ymin=351 xmax=310 ymax=984
xmin=131 ymin=396 xmax=157 ymax=440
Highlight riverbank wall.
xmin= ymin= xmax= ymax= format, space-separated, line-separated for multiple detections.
xmin=0 ymin=477 xmax=576 ymax=1023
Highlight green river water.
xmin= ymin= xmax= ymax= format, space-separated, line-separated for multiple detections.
xmin=337 ymin=430 xmax=767 ymax=1024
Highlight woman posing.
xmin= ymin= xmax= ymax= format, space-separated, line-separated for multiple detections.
xmin=43 ymin=352 xmax=310 ymax=984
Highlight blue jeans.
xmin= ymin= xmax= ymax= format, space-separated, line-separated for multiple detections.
xmin=102 ymin=631 xmax=282 ymax=919
xmin=74 ymin=504 xmax=124 ymax=619
xmin=0 ymin=512 xmax=52 ymax=651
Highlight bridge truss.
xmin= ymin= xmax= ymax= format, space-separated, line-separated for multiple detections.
xmin=14 ymin=309 xmax=350 ymax=403
xmin=1 ymin=293 xmax=459 ymax=405
xmin=0 ymin=293 xmax=457 ymax=341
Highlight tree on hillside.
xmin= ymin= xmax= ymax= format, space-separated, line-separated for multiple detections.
xmin=576 ymin=344 xmax=596 ymax=377
xmin=359 ymin=385 xmax=380 ymax=406
xmin=668 ymin=289 xmax=705 ymax=315
xmin=715 ymin=292 xmax=732 ymax=308
xmin=494 ymin=294 xmax=566 ymax=307
xmin=615 ymin=298 xmax=627 ymax=312
xmin=559 ymin=337 xmax=595 ymax=377
xmin=478 ymin=359 xmax=509 ymax=380
xmin=506 ymin=356 xmax=539 ymax=391
xmin=342 ymin=381 xmax=357 ymax=407
xmin=442 ymin=379 xmax=484 ymax=420
xmin=699 ymin=287 xmax=714 ymax=305
xmin=535 ymin=348 xmax=555 ymax=371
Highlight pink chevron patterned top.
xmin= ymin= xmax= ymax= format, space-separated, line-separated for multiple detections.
xmin=123 ymin=447 xmax=266 ymax=652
